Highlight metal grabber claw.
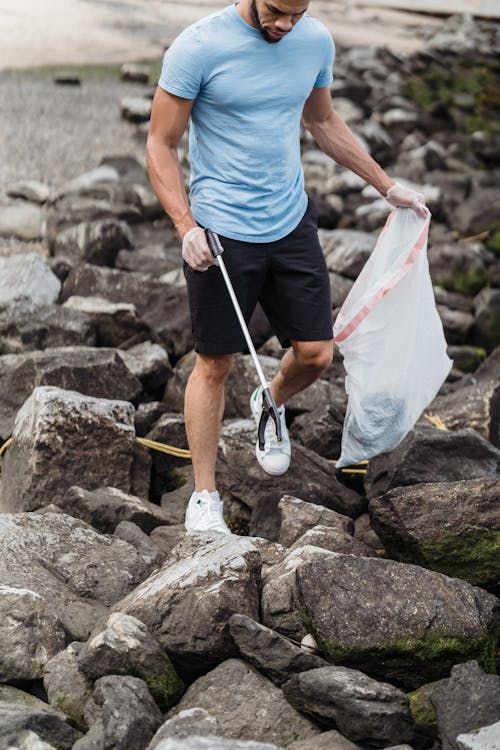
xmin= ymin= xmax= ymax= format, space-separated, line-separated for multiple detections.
xmin=205 ymin=227 xmax=283 ymax=449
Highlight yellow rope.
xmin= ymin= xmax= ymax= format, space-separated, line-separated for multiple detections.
xmin=0 ymin=437 xmax=12 ymax=457
xmin=136 ymin=436 xmax=191 ymax=458
xmin=424 ymin=412 xmax=449 ymax=431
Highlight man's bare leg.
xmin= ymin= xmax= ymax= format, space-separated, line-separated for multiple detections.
xmin=270 ymin=340 xmax=334 ymax=407
xmin=184 ymin=353 xmax=233 ymax=492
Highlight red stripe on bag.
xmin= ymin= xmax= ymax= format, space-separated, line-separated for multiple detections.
xmin=334 ymin=215 xmax=429 ymax=344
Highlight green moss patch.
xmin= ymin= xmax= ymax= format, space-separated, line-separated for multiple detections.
xmin=143 ymin=653 xmax=185 ymax=712
xmin=418 ymin=529 xmax=500 ymax=588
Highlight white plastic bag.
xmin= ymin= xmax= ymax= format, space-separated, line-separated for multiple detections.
xmin=333 ymin=207 xmax=452 ymax=468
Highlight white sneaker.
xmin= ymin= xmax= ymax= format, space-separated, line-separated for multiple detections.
xmin=185 ymin=490 xmax=231 ymax=534
xmin=250 ymin=386 xmax=291 ymax=476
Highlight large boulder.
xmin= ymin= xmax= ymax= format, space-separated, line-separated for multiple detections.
xmin=77 ymin=612 xmax=184 ymax=710
xmin=430 ymin=661 xmax=500 ymax=750
xmin=61 ymin=264 xmax=192 ymax=360
xmin=364 ymin=425 xmax=500 ymax=500
xmin=320 ymin=228 xmax=375 ymax=278
xmin=295 ymin=554 xmax=499 ymax=689
xmin=0 ymin=387 xmax=147 ymax=511
xmin=53 ymin=219 xmax=132 ymax=267
xmin=43 ymin=642 xmax=94 ymax=730
xmin=0 ymin=303 xmax=95 ymax=355
xmin=92 ymin=675 xmax=163 ymax=750
xmin=369 ymin=478 xmax=500 ymax=590
xmin=277 ymin=495 xmax=353 ymax=547
xmin=59 ymin=486 xmax=171 ymax=534
xmin=261 ymin=546 xmax=336 ymax=640
xmin=0 ymin=513 xmax=155 ymax=640
xmin=228 ymin=613 xmax=328 ymax=686
xmin=427 ymin=380 xmax=500 ymax=447
xmin=62 ymin=296 xmax=150 ymax=347
xmin=114 ymin=533 xmax=261 ymax=675
xmin=0 ymin=253 xmax=60 ymax=311
xmin=282 ymin=666 xmax=413 ymax=748
xmin=146 ymin=708 xmax=220 ymax=749
xmin=0 ymin=688 xmax=82 ymax=749
xmin=0 ymin=586 xmax=66 ymax=682
xmin=0 ymin=347 xmax=141 ymax=440
xmin=168 ymin=659 xmax=320 ymax=747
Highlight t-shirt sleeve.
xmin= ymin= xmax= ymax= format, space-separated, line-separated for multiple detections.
xmin=314 ymin=31 xmax=335 ymax=88
xmin=158 ymin=28 xmax=204 ymax=99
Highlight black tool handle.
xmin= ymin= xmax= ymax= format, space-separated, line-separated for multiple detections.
xmin=205 ymin=228 xmax=222 ymax=258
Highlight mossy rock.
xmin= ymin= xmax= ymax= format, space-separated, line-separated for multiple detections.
xmin=418 ymin=529 xmax=500 ymax=591
xmin=449 ymin=267 xmax=490 ymax=296
xmin=143 ymin=653 xmax=185 ymax=712
xmin=408 ymin=681 xmax=440 ymax=750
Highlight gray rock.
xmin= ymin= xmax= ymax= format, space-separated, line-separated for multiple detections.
xmin=474 ymin=345 xmax=500 ymax=384
xmin=114 ymin=534 xmax=261 ymax=674
xmin=228 ymin=613 xmax=328 ymax=685
xmin=430 ymin=661 xmax=500 ymax=750
xmin=54 ymin=166 xmax=119 ymax=199
xmin=61 ymin=264 xmax=192 ymax=360
xmin=0 ymin=303 xmax=95 ymax=355
xmin=438 ymin=305 xmax=474 ymax=345
xmin=447 ymin=346 xmax=487 ymax=375
xmin=118 ymin=341 xmax=172 ymax=392
xmin=295 ymin=554 xmax=499 ymax=689
xmin=283 ymin=666 xmax=413 ymax=747
xmin=218 ymin=420 xmax=364 ymax=521
xmin=0 ymin=585 xmax=65 ymax=682
xmin=0 ymin=205 xmax=44 ymax=241
xmin=353 ymin=513 xmax=386 ymax=556
xmin=0 ymin=347 xmax=141 ymax=440
xmin=0 ymin=512 xmax=154 ymax=641
xmin=134 ymin=402 xmax=170 ymax=437
xmin=114 ymin=520 xmax=166 ymax=567
xmin=120 ymin=63 xmax=151 ymax=84
xmin=169 ymin=659 xmax=320 ymax=746
xmin=0 ymin=699 xmax=81 ymax=749
xmin=7 ymin=180 xmax=51 ymax=204
xmin=288 ymin=402 xmax=345 ymax=460
xmin=60 ymin=486 xmax=170 ymax=534
xmin=94 ymin=675 xmax=163 ymax=749
xmin=0 ymin=253 xmax=60 ymax=311
xmin=472 ymin=288 xmax=500 ymax=353
xmin=149 ymin=525 xmax=187 ymax=557
xmin=78 ymin=612 xmax=184 ymax=710
xmin=261 ymin=545 xmax=335 ymax=640
xmin=71 ymin=721 xmax=105 ymax=750
xmin=121 ymin=97 xmax=152 ymax=123
xmin=0 ymin=387 xmax=143 ymax=511
xmin=329 ymin=272 xmax=354 ymax=310
xmin=278 ymin=495 xmax=354 ymax=547
xmin=427 ymin=241 xmax=495 ymax=292
xmin=320 ymin=228 xmax=375 ymax=279
xmin=286 ymin=730 xmax=362 ymax=749
xmin=289 ymin=525 xmax=378 ymax=557
xmin=0 ymin=730 xmax=59 ymax=749
xmin=369 ymin=478 xmax=500 ymax=589
xmin=149 ymin=738 xmax=284 ymax=750
xmin=43 ymin=642 xmax=94 ymax=730
xmin=457 ymin=721 xmax=500 ymax=750
xmin=364 ymin=425 xmax=500 ymax=500
xmin=147 ymin=708 xmax=218 ymax=748
xmin=62 ymin=296 xmax=150 ymax=347
xmin=116 ymin=244 xmax=179 ymax=276
xmin=53 ymin=219 xmax=132 ymax=266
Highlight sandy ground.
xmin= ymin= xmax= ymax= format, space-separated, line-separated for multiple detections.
xmin=0 ymin=0 xmax=444 ymax=72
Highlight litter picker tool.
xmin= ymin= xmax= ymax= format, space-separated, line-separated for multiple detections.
xmin=205 ymin=227 xmax=282 ymax=451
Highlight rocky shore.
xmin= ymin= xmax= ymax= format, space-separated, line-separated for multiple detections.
xmin=0 ymin=12 xmax=499 ymax=750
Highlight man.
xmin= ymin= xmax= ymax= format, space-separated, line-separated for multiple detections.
xmin=147 ymin=0 xmax=428 ymax=534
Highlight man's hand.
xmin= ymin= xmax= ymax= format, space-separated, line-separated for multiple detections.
xmin=182 ymin=227 xmax=222 ymax=272
xmin=385 ymin=183 xmax=430 ymax=219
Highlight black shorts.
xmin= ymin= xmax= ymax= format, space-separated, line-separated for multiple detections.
xmin=184 ymin=198 xmax=333 ymax=354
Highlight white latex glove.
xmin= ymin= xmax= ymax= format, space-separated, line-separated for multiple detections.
xmin=386 ymin=183 xmax=430 ymax=219
xmin=182 ymin=227 xmax=222 ymax=272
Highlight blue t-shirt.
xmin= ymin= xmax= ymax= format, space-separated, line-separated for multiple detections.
xmin=158 ymin=3 xmax=335 ymax=242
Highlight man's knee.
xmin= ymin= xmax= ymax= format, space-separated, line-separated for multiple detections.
xmin=293 ymin=340 xmax=334 ymax=373
xmin=191 ymin=352 xmax=234 ymax=384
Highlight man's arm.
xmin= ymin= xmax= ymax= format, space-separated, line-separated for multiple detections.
xmin=302 ymin=86 xmax=428 ymax=215
xmin=146 ymin=87 xmax=196 ymax=239
xmin=146 ymin=87 xmax=218 ymax=270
